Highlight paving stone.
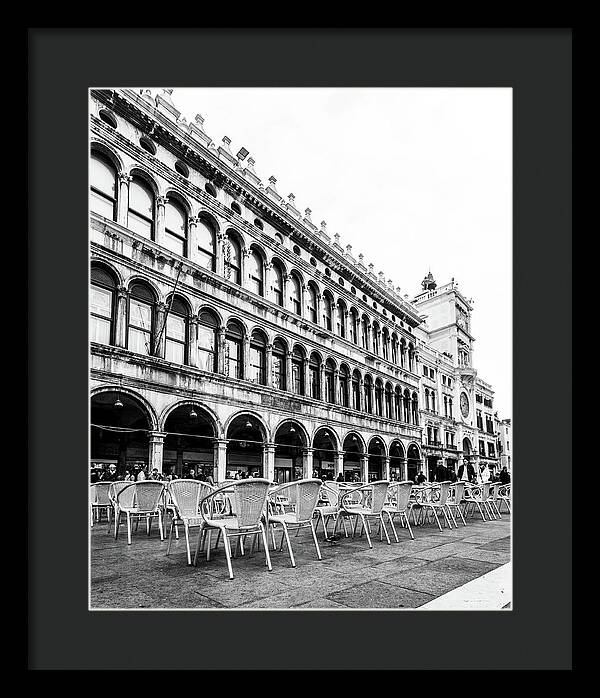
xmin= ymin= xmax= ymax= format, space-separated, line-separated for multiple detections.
xmin=295 ymin=597 xmax=349 ymax=609
xmin=410 ymin=542 xmax=487 ymax=561
xmin=453 ymin=548 xmax=511 ymax=565
xmin=327 ymin=580 xmax=434 ymax=609
xmin=479 ymin=536 xmax=511 ymax=552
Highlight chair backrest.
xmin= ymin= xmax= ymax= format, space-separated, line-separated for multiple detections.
xmin=229 ymin=478 xmax=271 ymax=527
xmin=368 ymin=481 xmax=391 ymax=513
xmin=481 ymin=482 xmax=491 ymax=500
xmin=110 ymin=481 xmax=134 ymax=507
xmin=273 ymin=479 xmax=323 ymax=522
xmin=320 ymin=481 xmax=340 ymax=506
xmin=389 ymin=481 xmax=413 ymax=512
xmin=168 ymin=479 xmax=212 ymax=519
xmin=436 ymin=481 xmax=451 ymax=506
xmin=92 ymin=482 xmax=112 ymax=505
xmin=134 ymin=481 xmax=166 ymax=511
xmin=450 ymin=481 xmax=466 ymax=503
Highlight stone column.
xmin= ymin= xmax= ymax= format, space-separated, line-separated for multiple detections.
xmin=242 ymin=247 xmax=251 ymax=291
xmin=302 ymin=448 xmax=314 ymax=479
xmin=188 ymin=317 xmax=199 ymax=367
xmin=333 ymin=369 xmax=340 ymax=406
xmin=214 ymin=439 xmax=228 ymax=483
xmin=265 ymin=343 xmax=273 ymax=388
xmin=335 ymin=451 xmax=345 ymax=478
xmin=153 ymin=302 xmax=167 ymax=358
xmin=148 ymin=432 xmax=166 ymax=475
xmin=360 ymin=455 xmax=369 ymax=483
xmin=265 ymin=262 xmax=273 ymax=303
xmin=187 ymin=215 xmax=199 ymax=263
xmin=242 ymin=334 xmax=250 ymax=381
xmin=114 ymin=285 xmax=129 ymax=348
xmin=156 ymin=196 xmax=168 ymax=248
xmin=263 ymin=442 xmax=276 ymax=481
xmin=318 ymin=363 xmax=325 ymax=401
xmin=383 ymin=456 xmax=390 ymax=480
xmin=399 ymin=458 xmax=407 ymax=481
xmin=285 ymin=350 xmax=292 ymax=393
xmin=216 ymin=233 xmax=226 ymax=277
xmin=303 ymin=359 xmax=310 ymax=398
xmin=117 ymin=173 xmax=131 ymax=227
xmin=217 ymin=327 xmax=226 ymax=374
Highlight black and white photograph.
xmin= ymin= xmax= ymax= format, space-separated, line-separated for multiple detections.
xmin=89 ymin=86 xmax=513 ymax=611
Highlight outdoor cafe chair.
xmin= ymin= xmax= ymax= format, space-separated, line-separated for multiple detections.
xmin=445 ymin=481 xmax=468 ymax=527
xmin=463 ymin=482 xmax=492 ymax=521
xmin=382 ymin=481 xmax=415 ymax=541
xmin=334 ymin=480 xmax=392 ymax=548
xmin=411 ymin=482 xmax=454 ymax=531
xmin=90 ymin=482 xmax=112 ymax=529
xmin=114 ymin=481 xmax=166 ymax=545
xmin=166 ymin=480 xmax=214 ymax=565
xmin=107 ymin=481 xmax=132 ymax=535
xmin=313 ymin=482 xmax=349 ymax=541
xmin=194 ymin=478 xmax=272 ymax=580
xmin=497 ymin=484 xmax=511 ymax=514
xmin=487 ymin=482 xmax=502 ymax=520
xmin=267 ymin=479 xmax=323 ymax=567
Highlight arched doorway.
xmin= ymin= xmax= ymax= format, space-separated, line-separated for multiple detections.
xmin=312 ymin=428 xmax=337 ymax=481
xmin=163 ymin=404 xmax=216 ymax=479
xmin=368 ymin=437 xmax=386 ymax=482
xmin=91 ymin=391 xmax=152 ymax=478
xmin=407 ymin=444 xmax=421 ymax=483
xmin=459 ymin=438 xmax=474 ymax=481
xmin=389 ymin=440 xmax=405 ymax=481
xmin=274 ymin=421 xmax=306 ymax=484
xmin=226 ymin=414 xmax=266 ymax=479
xmin=343 ymin=432 xmax=364 ymax=482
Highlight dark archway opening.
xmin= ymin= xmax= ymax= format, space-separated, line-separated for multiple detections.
xmin=274 ymin=421 xmax=305 ymax=484
xmin=389 ymin=441 xmax=405 ymax=481
xmin=368 ymin=438 xmax=385 ymax=482
xmin=343 ymin=433 xmax=363 ymax=482
xmin=163 ymin=404 xmax=215 ymax=479
xmin=226 ymin=415 xmax=265 ymax=478
xmin=312 ymin=429 xmax=336 ymax=481
xmin=407 ymin=444 xmax=421 ymax=483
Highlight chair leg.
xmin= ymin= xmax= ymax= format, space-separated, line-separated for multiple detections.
xmin=362 ymin=515 xmax=373 ymax=548
xmin=387 ymin=512 xmax=399 ymax=543
xmin=281 ymin=523 xmax=296 ymax=567
xmin=309 ymin=521 xmax=322 ymax=561
xmin=193 ymin=527 xmax=205 ymax=566
xmin=206 ymin=530 xmax=212 ymax=561
xmin=184 ymin=523 xmax=191 ymax=565
xmin=456 ymin=505 xmax=467 ymax=526
xmin=431 ymin=507 xmax=443 ymax=532
xmin=379 ymin=514 xmax=391 ymax=545
xmin=403 ymin=512 xmax=415 ymax=540
xmin=259 ymin=523 xmax=272 ymax=571
xmin=166 ymin=520 xmax=175 ymax=556
xmin=222 ymin=533 xmax=234 ymax=580
xmin=90 ymin=505 xmax=94 ymax=528
xmin=127 ymin=512 xmax=132 ymax=544
xmin=158 ymin=510 xmax=164 ymax=540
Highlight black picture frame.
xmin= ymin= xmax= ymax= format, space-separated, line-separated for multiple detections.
xmin=29 ymin=28 xmax=572 ymax=671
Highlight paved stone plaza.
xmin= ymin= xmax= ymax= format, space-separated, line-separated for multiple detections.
xmin=90 ymin=511 xmax=511 ymax=610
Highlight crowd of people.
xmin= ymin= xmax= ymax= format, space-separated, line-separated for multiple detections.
xmin=90 ymin=463 xmax=216 ymax=485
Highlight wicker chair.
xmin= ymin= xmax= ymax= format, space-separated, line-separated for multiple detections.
xmin=412 ymin=482 xmax=453 ymax=531
xmin=194 ymin=478 xmax=272 ymax=580
xmin=114 ymin=481 xmax=166 ymax=544
xmin=497 ymin=484 xmax=511 ymax=514
xmin=382 ymin=481 xmax=415 ymax=541
xmin=445 ymin=481 xmax=468 ymax=527
xmin=166 ymin=480 xmax=214 ymax=565
xmin=486 ymin=482 xmax=502 ymax=520
xmin=334 ymin=480 xmax=392 ymax=548
xmin=267 ymin=479 xmax=323 ymax=567
xmin=463 ymin=482 xmax=492 ymax=521
xmin=313 ymin=482 xmax=349 ymax=541
xmin=107 ymin=481 xmax=132 ymax=536
xmin=90 ymin=482 xmax=112 ymax=529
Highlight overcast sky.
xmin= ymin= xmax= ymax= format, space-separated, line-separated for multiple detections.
xmin=172 ymin=88 xmax=512 ymax=418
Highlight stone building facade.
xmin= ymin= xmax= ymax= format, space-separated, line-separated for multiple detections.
xmin=89 ymin=88 xmax=509 ymax=484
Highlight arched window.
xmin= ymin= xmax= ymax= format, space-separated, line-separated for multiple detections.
xmin=248 ymin=249 xmax=264 ymax=296
xmin=408 ymin=344 xmax=415 ymax=372
xmin=128 ymin=283 xmax=154 ymax=355
xmin=272 ymin=262 xmax=284 ymax=306
xmin=394 ymin=386 xmax=402 ymax=421
xmin=385 ymin=383 xmax=393 ymax=419
xmin=400 ymin=339 xmax=407 ymax=368
xmin=307 ymin=283 xmax=318 ymax=324
xmin=425 ymin=388 xmax=430 ymax=411
xmin=349 ymin=309 xmax=359 ymax=345
xmin=309 ymin=353 xmax=321 ymax=400
xmin=391 ymin=334 xmax=399 ymax=364
xmin=90 ymin=152 xmax=117 ymax=220
xmin=444 ymin=395 xmax=448 ymax=417
xmin=249 ymin=329 xmax=267 ymax=385
xmin=374 ymin=379 xmax=384 ymax=416
xmin=372 ymin=322 xmax=380 ymax=356
xmin=292 ymin=346 xmax=305 ymax=395
xmin=225 ymin=320 xmax=244 ymax=379
xmin=164 ymin=198 xmax=187 ymax=256
xmin=290 ymin=274 xmax=302 ymax=315
xmin=361 ymin=316 xmax=370 ymax=351
xmin=382 ymin=328 xmax=390 ymax=360
xmin=403 ymin=389 xmax=411 ymax=422
xmin=272 ymin=339 xmax=286 ymax=390
xmin=431 ymin=391 xmax=436 ymax=413
xmin=412 ymin=392 xmax=419 ymax=424
xmin=197 ymin=309 xmax=218 ymax=372
xmin=90 ymin=265 xmax=116 ymax=344
xmin=323 ymin=294 xmax=333 ymax=331
xmin=325 ymin=359 xmax=335 ymax=404
xmin=352 ymin=370 xmax=361 ymax=411
xmin=336 ymin=300 xmax=346 ymax=338
xmin=339 ymin=365 xmax=349 ymax=408
xmin=196 ymin=218 xmax=216 ymax=271
xmin=448 ymin=398 xmax=453 ymax=419
xmin=127 ymin=176 xmax=154 ymax=239
xmin=224 ymin=234 xmax=241 ymax=284
xmin=165 ymin=296 xmax=188 ymax=365
xmin=364 ymin=375 xmax=373 ymax=413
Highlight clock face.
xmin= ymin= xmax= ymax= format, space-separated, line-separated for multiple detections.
xmin=460 ymin=392 xmax=470 ymax=418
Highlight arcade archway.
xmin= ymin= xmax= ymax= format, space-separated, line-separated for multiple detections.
xmin=389 ymin=440 xmax=405 ymax=481
xmin=342 ymin=432 xmax=364 ymax=482
xmin=312 ymin=427 xmax=338 ymax=481
xmin=226 ymin=414 xmax=266 ymax=478
xmin=367 ymin=437 xmax=386 ymax=482
xmin=274 ymin=420 xmax=306 ymax=484
xmin=407 ymin=443 xmax=421 ymax=483
xmin=163 ymin=403 xmax=216 ymax=479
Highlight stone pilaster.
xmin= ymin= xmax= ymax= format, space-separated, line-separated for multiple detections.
xmin=114 ymin=285 xmax=129 ymax=348
xmin=335 ymin=451 xmax=345 ymax=478
xmin=117 ymin=173 xmax=131 ymax=227
xmin=188 ymin=317 xmax=199 ymax=367
xmin=263 ymin=443 xmax=276 ymax=481
xmin=187 ymin=216 xmax=199 ymax=264
xmin=302 ymin=448 xmax=314 ymax=479
xmin=214 ymin=438 xmax=228 ymax=483
xmin=156 ymin=196 xmax=168 ymax=248
xmin=148 ymin=432 xmax=166 ymax=474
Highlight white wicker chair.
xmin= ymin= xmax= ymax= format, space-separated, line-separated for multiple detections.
xmin=334 ymin=480 xmax=392 ymax=548
xmin=313 ymin=482 xmax=349 ymax=541
xmin=487 ymin=482 xmax=502 ymax=520
xmin=267 ymin=479 xmax=323 ymax=567
xmin=412 ymin=482 xmax=454 ymax=531
xmin=497 ymin=484 xmax=511 ymax=514
xmin=107 ymin=481 xmax=132 ymax=536
xmin=445 ymin=481 xmax=468 ymax=527
xmin=166 ymin=480 xmax=214 ymax=565
xmin=382 ymin=481 xmax=415 ymax=541
xmin=194 ymin=478 xmax=272 ymax=580
xmin=463 ymin=482 xmax=492 ymax=521
xmin=114 ymin=481 xmax=166 ymax=545
xmin=90 ymin=482 xmax=112 ymax=529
